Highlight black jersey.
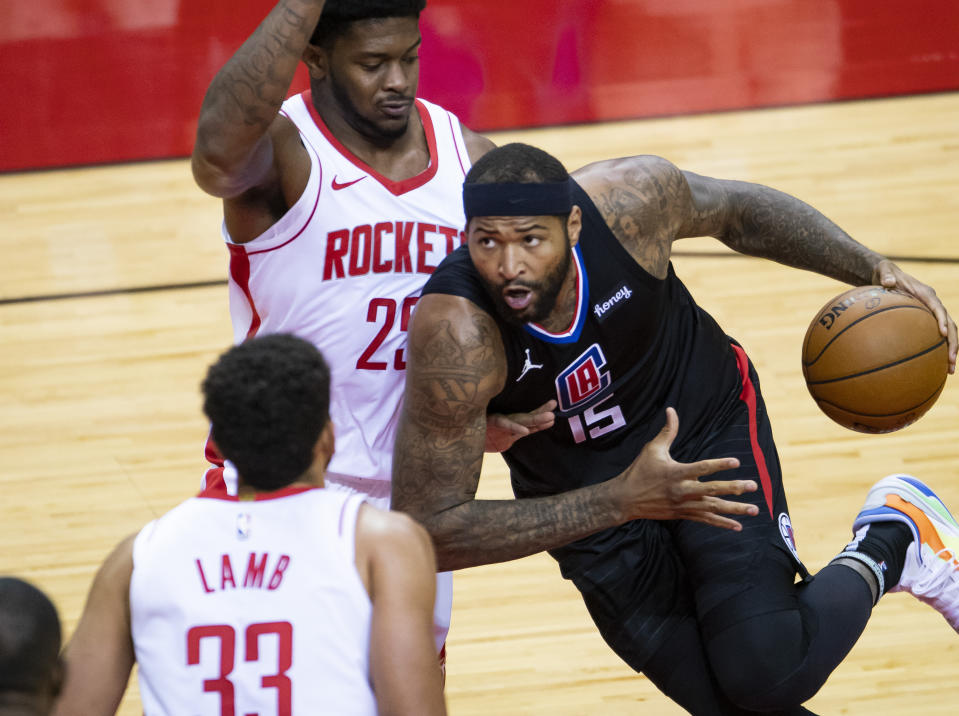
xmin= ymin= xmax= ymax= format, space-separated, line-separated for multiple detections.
xmin=423 ymin=180 xmax=744 ymax=500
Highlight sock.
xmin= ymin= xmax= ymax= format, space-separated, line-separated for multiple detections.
xmin=840 ymin=521 xmax=912 ymax=597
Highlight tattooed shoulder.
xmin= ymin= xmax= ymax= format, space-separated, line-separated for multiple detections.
xmin=406 ymin=297 xmax=507 ymax=430
xmin=392 ymin=298 xmax=498 ymax=512
xmin=578 ymin=156 xmax=685 ymax=278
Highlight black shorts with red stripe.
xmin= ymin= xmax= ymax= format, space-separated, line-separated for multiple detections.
xmin=550 ymin=344 xmax=810 ymax=675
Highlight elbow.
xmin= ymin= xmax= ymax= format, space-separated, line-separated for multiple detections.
xmin=433 ymin=553 xmax=458 ymax=573
xmin=419 ymin=515 xmax=477 ymax=572
xmin=190 ymin=151 xmax=232 ymax=198
xmin=395 ymin=507 xmax=463 ymax=572
xmin=190 ymin=149 xmax=255 ymax=200
xmin=191 ymin=131 xmax=274 ymax=199
xmin=400 ymin=505 xmax=444 ymax=542
xmin=423 ymin=525 xmax=459 ymax=572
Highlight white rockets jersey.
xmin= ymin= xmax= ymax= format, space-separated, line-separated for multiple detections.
xmin=130 ymin=486 xmax=375 ymax=715
xmin=224 ymin=92 xmax=472 ymax=483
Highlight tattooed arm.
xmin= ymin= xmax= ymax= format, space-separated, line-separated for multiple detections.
xmin=191 ymin=1 xmax=324 ymax=241
xmin=392 ymin=294 xmax=758 ymax=572
xmin=576 ymin=156 xmax=956 ymax=370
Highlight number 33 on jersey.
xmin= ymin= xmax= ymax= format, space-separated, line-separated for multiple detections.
xmin=130 ymin=489 xmax=378 ymax=715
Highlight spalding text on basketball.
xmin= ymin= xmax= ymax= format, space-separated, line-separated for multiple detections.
xmin=817 ymin=288 xmax=883 ymax=330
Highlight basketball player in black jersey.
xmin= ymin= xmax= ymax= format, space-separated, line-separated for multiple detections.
xmin=392 ymin=143 xmax=959 ymax=714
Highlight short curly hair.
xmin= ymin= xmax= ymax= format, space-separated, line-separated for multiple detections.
xmin=465 ymin=142 xmax=570 ymax=186
xmin=310 ymin=0 xmax=427 ymax=47
xmin=202 ymin=334 xmax=331 ymax=491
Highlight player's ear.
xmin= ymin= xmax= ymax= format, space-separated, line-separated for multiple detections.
xmin=566 ymin=205 xmax=582 ymax=247
xmin=51 ymin=656 xmax=65 ymax=697
xmin=316 ymin=420 xmax=335 ymax=468
xmin=302 ymin=43 xmax=329 ymax=81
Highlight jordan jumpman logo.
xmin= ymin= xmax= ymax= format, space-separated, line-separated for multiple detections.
xmin=516 ymin=348 xmax=544 ymax=382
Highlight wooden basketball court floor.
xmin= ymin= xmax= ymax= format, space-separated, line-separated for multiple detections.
xmin=2 ymin=91 xmax=958 ymax=714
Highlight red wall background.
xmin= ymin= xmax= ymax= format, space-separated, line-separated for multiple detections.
xmin=2 ymin=0 xmax=958 ymax=172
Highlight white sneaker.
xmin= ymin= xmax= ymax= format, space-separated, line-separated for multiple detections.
xmin=852 ymin=474 xmax=959 ymax=632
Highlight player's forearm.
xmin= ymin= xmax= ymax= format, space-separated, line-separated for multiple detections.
xmin=53 ymin=651 xmax=130 ymax=716
xmin=392 ymin=426 xmax=624 ymax=570
xmin=419 ymin=483 xmax=626 ymax=572
xmin=193 ymin=0 xmax=324 ymax=176
xmin=720 ymin=181 xmax=885 ymax=285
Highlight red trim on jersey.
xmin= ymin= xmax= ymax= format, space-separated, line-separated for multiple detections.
xmin=202 ymin=432 xmax=227 ymax=492
xmin=227 ymin=244 xmax=262 ymax=339
xmin=202 ymin=467 xmax=227 ymax=493
xmin=204 ymin=432 xmax=224 ymax=466
xmin=224 ymin=156 xmax=323 ymax=335
xmin=447 ymin=112 xmax=468 ymax=177
xmin=302 ymin=90 xmax=439 ymax=196
xmin=242 ymin=163 xmax=323 ymax=257
xmin=197 ymin=484 xmax=318 ymax=502
xmin=731 ymin=343 xmax=774 ymax=518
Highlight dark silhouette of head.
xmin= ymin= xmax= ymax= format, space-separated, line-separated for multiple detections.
xmin=0 ymin=577 xmax=63 ymax=714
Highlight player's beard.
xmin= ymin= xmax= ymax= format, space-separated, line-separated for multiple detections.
xmin=485 ymin=235 xmax=573 ymax=327
xmin=329 ymin=70 xmax=410 ymax=144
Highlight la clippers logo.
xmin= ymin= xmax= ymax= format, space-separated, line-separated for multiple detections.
xmin=555 ymin=344 xmax=611 ymax=412
xmin=778 ymin=512 xmax=800 ymax=563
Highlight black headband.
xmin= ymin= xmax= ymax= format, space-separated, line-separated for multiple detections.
xmin=463 ymin=180 xmax=573 ymax=220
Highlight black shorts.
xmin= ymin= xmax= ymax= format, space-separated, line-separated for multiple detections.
xmin=551 ymin=345 xmax=810 ymax=672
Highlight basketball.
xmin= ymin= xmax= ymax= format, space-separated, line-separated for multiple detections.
xmin=801 ymin=285 xmax=948 ymax=433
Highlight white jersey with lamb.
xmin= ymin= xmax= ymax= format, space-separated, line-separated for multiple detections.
xmin=224 ymin=91 xmax=472 ymax=483
xmin=130 ymin=486 xmax=374 ymax=715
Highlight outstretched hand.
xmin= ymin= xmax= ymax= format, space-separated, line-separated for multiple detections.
xmin=614 ymin=407 xmax=758 ymax=531
xmin=874 ymin=258 xmax=957 ymax=373
xmin=485 ymin=400 xmax=557 ymax=453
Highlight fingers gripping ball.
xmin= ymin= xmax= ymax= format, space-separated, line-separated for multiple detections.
xmin=801 ymin=286 xmax=948 ymax=433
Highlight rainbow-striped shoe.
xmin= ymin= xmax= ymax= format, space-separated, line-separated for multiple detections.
xmin=852 ymin=474 xmax=959 ymax=632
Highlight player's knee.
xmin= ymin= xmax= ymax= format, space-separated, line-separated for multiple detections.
xmin=707 ymin=611 xmax=811 ymax=711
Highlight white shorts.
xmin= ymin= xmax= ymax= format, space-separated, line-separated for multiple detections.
xmin=324 ymin=472 xmax=453 ymax=654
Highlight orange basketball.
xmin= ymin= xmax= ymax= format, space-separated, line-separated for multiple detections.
xmin=801 ymin=286 xmax=948 ymax=433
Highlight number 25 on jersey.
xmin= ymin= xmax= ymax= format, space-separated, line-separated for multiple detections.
xmin=356 ymin=296 xmax=418 ymax=371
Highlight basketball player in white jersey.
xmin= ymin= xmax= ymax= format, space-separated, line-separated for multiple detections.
xmin=190 ymin=0 xmax=554 ymax=660
xmin=52 ymin=334 xmax=446 ymax=716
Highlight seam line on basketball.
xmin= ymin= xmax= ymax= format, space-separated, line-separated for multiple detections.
xmin=815 ymin=377 xmax=946 ymax=417
xmin=803 ymin=304 xmax=933 ymax=366
xmin=805 ymin=338 xmax=947 ymax=385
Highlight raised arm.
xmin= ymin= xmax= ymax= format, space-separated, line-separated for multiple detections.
xmin=52 ymin=536 xmax=136 ymax=716
xmin=577 ymin=155 xmax=956 ymax=371
xmin=191 ymin=0 xmax=324 ymax=202
xmin=358 ymin=505 xmax=447 ymax=716
xmin=391 ymin=294 xmax=757 ymax=572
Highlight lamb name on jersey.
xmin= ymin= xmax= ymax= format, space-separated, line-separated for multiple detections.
xmin=131 ymin=487 xmax=377 ymax=714
xmin=195 ymin=551 xmax=291 ymax=593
